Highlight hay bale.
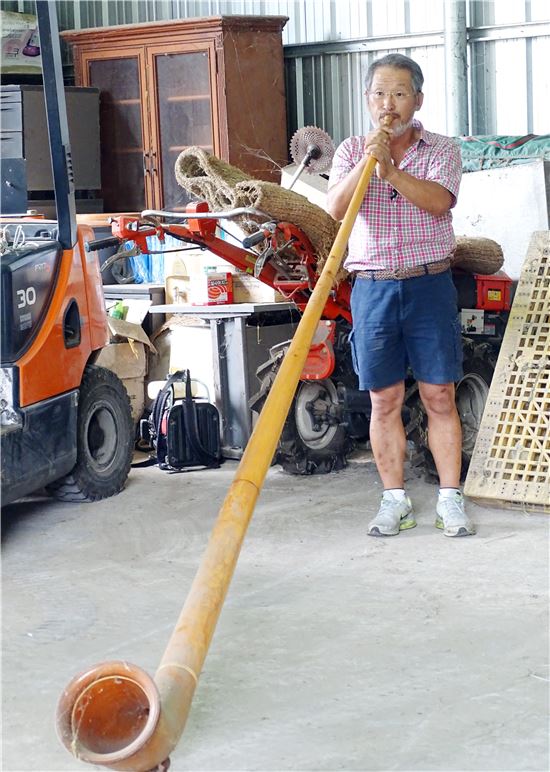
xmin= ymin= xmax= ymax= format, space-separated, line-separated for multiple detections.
xmin=452 ymin=236 xmax=504 ymax=275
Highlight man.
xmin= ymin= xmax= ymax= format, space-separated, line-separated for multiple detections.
xmin=327 ymin=53 xmax=475 ymax=538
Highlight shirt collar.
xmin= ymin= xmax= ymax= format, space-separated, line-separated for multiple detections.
xmin=413 ymin=119 xmax=431 ymax=146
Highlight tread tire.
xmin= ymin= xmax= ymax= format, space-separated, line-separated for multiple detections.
xmin=407 ymin=339 xmax=497 ymax=481
xmin=278 ymin=379 xmax=352 ymax=475
xmin=250 ymin=350 xmax=352 ymax=476
xmin=46 ymin=365 xmax=133 ymax=501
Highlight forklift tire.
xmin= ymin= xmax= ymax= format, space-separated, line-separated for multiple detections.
xmin=46 ymin=365 xmax=134 ymax=502
xmin=407 ymin=340 xmax=497 ymax=481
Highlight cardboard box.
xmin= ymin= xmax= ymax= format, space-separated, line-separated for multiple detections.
xmin=96 ymin=341 xmax=147 ymax=379
xmin=96 ymin=342 xmax=146 ymax=422
xmin=121 ymin=377 xmax=145 ymax=423
xmin=232 ymin=272 xmax=286 ymax=303
xmin=95 ymin=318 xmax=157 ymax=423
xmin=106 ymin=317 xmax=157 ymax=354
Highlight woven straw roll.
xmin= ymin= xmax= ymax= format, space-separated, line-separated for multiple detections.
xmin=174 ymin=147 xmax=346 ymax=279
xmin=234 ymin=180 xmax=344 ymax=276
xmin=452 ymin=237 xmax=504 ymax=275
xmin=174 ymin=147 xmax=249 ymax=209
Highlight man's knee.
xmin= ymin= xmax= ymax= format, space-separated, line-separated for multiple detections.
xmin=370 ymin=382 xmax=405 ymax=417
xmin=419 ymin=382 xmax=456 ymax=417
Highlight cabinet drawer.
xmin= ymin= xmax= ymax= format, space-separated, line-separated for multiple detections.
xmin=0 ymin=98 xmax=22 ymax=131
xmin=0 ymin=131 xmax=23 ymax=158
xmin=0 ymin=90 xmax=22 ymax=104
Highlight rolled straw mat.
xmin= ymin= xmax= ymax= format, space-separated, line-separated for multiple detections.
xmin=174 ymin=147 xmax=345 ymax=278
xmin=452 ymin=237 xmax=504 ymax=275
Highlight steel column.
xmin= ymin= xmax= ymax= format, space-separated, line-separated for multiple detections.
xmin=444 ymin=0 xmax=469 ymax=136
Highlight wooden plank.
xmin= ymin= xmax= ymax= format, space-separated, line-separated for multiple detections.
xmin=464 ymin=230 xmax=550 ymax=513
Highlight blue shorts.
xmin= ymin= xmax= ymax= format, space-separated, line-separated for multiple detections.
xmin=349 ymin=270 xmax=463 ymax=390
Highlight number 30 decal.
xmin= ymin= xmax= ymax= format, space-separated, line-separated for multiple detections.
xmin=17 ymin=287 xmax=37 ymax=309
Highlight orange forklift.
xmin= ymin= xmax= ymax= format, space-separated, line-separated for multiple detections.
xmin=1 ymin=2 xmax=133 ymax=506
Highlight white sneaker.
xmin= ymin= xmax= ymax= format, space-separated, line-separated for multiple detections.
xmin=435 ymin=491 xmax=476 ymax=537
xmin=368 ymin=494 xmax=416 ymax=537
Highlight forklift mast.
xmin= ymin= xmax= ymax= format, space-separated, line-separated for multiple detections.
xmin=36 ymin=0 xmax=77 ymax=249
xmin=1 ymin=0 xmax=108 ymax=409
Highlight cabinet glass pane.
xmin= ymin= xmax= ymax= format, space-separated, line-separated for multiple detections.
xmin=89 ymin=57 xmax=145 ymax=211
xmin=155 ymin=51 xmax=213 ymax=210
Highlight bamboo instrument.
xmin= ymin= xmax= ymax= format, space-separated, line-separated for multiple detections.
xmin=56 ymin=119 xmax=392 ymax=771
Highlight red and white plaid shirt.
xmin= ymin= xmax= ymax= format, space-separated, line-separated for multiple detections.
xmin=328 ymin=120 xmax=462 ymax=271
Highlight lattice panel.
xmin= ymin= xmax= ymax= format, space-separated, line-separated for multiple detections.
xmin=464 ymin=231 xmax=550 ymax=513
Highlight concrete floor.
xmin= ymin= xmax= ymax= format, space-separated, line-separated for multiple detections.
xmin=2 ymin=455 xmax=549 ymax=772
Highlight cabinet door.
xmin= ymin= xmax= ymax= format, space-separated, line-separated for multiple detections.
xmin=147 ymin=43 xmax=218 ymax=210
xmin=82 ymin=50 xmax=151 ymax=212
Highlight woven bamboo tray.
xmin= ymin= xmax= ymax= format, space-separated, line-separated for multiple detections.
xmin=464 ymin=230 xmax=550 ymax=513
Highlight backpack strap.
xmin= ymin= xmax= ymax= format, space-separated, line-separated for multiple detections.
xmin=181 ymin=369 xmax=220 ymax=468
xmin=150 ymin=371 xmax=186 ymax=466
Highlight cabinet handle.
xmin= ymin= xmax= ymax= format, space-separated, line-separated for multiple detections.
xmin=151 ymin=150 xmax=157 ymax=174
xmin=143 ymin=152 xmax=150 ymax=174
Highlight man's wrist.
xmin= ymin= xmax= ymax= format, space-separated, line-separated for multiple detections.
xmin=386 ymin=167 xmax=400 ymax=186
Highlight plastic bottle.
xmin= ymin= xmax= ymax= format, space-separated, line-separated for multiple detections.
xmin=110 ymin=300 xmax=125 ymax=320
xmin=22 ymin=30 xmax=40 ymax=57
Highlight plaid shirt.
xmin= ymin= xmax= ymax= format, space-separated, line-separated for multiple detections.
xmin=328 ymin=120 xmax=462 ymax=271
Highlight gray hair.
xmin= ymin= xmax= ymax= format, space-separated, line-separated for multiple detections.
xmin=365 ymin=54 xmax=424 ymax=94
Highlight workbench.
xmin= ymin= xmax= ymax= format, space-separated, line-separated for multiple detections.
xmin=149 ymin=302 xmax=300 ymax=458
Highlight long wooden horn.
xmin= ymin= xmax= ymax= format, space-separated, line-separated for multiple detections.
xmin=56 ymin=123 xmax=390 ymax=771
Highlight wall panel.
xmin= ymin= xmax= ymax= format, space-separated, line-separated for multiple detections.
xmin=1 ymin=0 xmax=549 ymax=145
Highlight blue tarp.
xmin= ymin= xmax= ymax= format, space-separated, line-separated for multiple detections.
xmin=455 ymin=134 xmax=550 ymax=172
xmin=128 ymin=234 xmax=172 ymax=284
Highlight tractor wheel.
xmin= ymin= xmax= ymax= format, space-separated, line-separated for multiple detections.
xmin=47 ymin=365 xmax=134 ymax=502
xmin=455 ymin=348 xmax=495 ymax=467
xmin=407 ymin=340 xmax=497 ymax=481
xmin=279 ymin=379 xmax=352 ymax=474
xmin=250 ymin=352 xmax=352 ymax=475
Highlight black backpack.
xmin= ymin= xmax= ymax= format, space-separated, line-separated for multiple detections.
xmin=138 ymin=370 xmax=222 ymax=471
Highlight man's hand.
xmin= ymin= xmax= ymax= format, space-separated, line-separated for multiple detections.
xmin=363 ymin=127 xmax=394 ymax=180
xmin=326 ymin=121 xmax=394 ymax=221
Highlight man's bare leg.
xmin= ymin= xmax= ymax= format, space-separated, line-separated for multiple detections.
xmin=369 ymin=381 xmax=407 ymax=488
xmin=367 ymin=381 xmax=416 ymax=536
xmin=418 ymin=381 xmax=475 ymax=536
xmin=418 ymin=381 xmax=461 ymax=486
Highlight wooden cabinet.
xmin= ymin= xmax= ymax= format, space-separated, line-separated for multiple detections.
xmin=62 ymin=15 xmax=289 ymax=212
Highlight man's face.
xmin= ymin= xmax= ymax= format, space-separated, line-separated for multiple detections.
xmin=366 ymin=66 xmax=424 ymax=136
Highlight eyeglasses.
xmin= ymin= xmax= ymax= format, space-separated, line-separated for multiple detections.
xmin=367 ymin=90 xmax=416 ymax=101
